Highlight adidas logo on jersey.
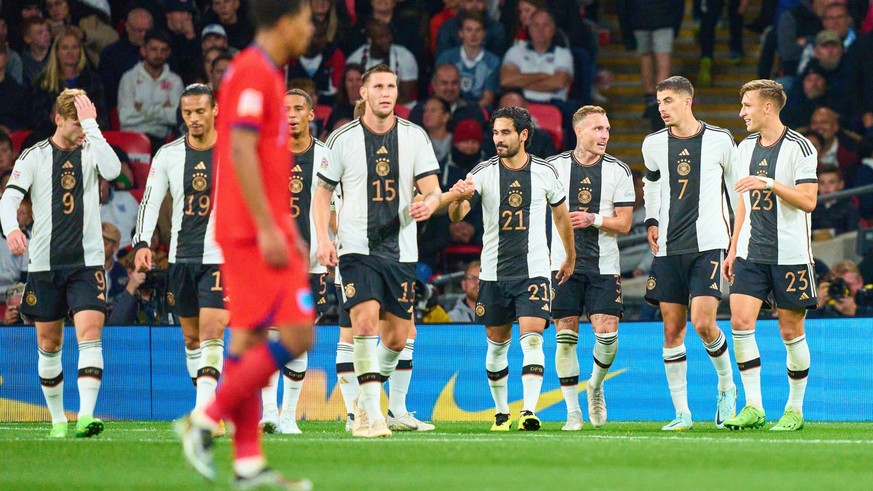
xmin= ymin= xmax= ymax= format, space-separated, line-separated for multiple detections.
xmin=799 ymin=292 xmax=810 ymax=300
xmin=759 ymin=159 xmax=768 ymax=166
xmin=541 ymin=304 xmax=549 ymax=311
xmin=710 ymin=283 xmax=719 ymax=290
xmin=62 ymin=160 xmax=73 ymax=168
xmin=97 ymin=292 xmax=105 ymax=301
xmin=377 ymin=145 xmax=388 ymax=154
xmin=317 ymin=297 xmax=326 ymax=304
xmin=292 ymin=165 xmax=302 ymax=172
xmin=581 ymin=177 xmax=591 ymax=184
xmin=195 ymin=161 xmax=206 ymax=170
xmin=679 ymin=149 xmax=690 ymax=156
xmin=615 ymin=296 xmax=622 ymax=304
xmin=510 ymin=180 xmax=521 ymax=188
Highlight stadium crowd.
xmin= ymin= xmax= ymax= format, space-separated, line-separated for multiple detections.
xmin=0 ymin=0 xmax=872 ymax=325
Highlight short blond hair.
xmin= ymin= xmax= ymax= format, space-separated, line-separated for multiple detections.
xmin=830 ymin=260 xmax=859 ymax=277
xmin=572 ymin=105 xmax=606 ymax=128
xmin=54 ymin=88 xmax=86 ymax=121
xmin=740 ymin=79 xmax=787 ymax=111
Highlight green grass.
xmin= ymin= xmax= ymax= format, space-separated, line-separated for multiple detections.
xmin=2 ymin=421 xmax=873 ymax=490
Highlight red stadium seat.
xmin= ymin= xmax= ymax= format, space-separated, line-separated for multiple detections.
xmin=102 ymin=131 xmax=152 ymax=188
xmin=394 ymin=105 xmax=411 ymax=119
xmin=314 ymin=104 xmax=333 ymax=126
xmin=527 ymin=103 xmax=563 ymax=150
xmin=9 ymin=130 xmax=32 ymax=155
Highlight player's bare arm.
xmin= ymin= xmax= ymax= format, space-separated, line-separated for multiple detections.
xmin=551 ymin=203 xmax=575 ymax=284
xmin=231 ymin=127 xmax=289 ymax=268
xmin=734 ymin=178 xmax=817 ymax=213
xmin=409 ymin=174 xmax=442 ymax=222
xmin=723 ymin=196 xmax=746 ymax=281
xmin=446 ymin=176 xmax=475 ymax=221
xmin=313 ymin=178 xmax=337 ymax=267
xmin=569 ymin=207 xmax=633 ymax=235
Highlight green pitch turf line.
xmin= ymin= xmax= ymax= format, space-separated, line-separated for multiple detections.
xmin=2 ymin=421 xmax=873 ymax=491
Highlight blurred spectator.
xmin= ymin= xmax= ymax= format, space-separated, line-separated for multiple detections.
xmin=286 ymin=23 xmax=345 ymax=105
xmin=99 ymin=177 xmax=139 ymax=249
xmin=446 ymin=260 xmax=480 ymax=322
xmin=198 ymin=46 xmax=226 ymax=84
xmin=616 ymin=0 xmax=682 ymax=127
xmin=108 ymin=254 xmax=170 ymax=325
xmin=102 ymin=222 xmax=128 ymax=300
xmin=500 ymin=10 xmax=573 ymax=104
xmin=326 ymin=63 xmax=364 ymax=134
xmin=409 ymin=64 xmax=487 ymax=128
xmin=118 ymin=30 xmax=184 ymax=149
xmin=49 ymin=0 xmax=118 ymax=66
xmin=440 ymin=118 xmax=483 ymax=188
xmin=165 ymin=0 xmax=202 ymax=85
xmin=482 ymin=91 xmax=556 ymax=158
xmin=201 ymin=23 xmax=231 ymax=52
xmin=776 ymin=0 xmax=826 ymax=77
xmin=20 ymin=17 xmax=51 ymax=86
xmin=811 ymin=164 xmax=858 ymax=239
xmin=697 ymin=0 xmax=745 ymax=87
xmin=6 ymin=1 xmax=43 ymax=54
xmin=30 ymin=26 xmax=107 ymax=130
xmin=797 ymin=31 xmax=858 ymax=121
xmin=821 ymin=2 xmax=858 ymax=49
xmin=437 ymin=0 xmax=507 ymax=57
xmin=2 ymin=282 xmax=24 ymax=325
xmin=436 ymin=11 xmax=500 ymax=108
xmin=422 ymin=97 xmax=453 ymax=165
xmin=346 ymin=19 xmax=418 ymax=104
xmin=347 ymin=0 xmax=427 ymax=70
xmin=0 ymin=133 xmax=14 ymax=172
xmin=203 ymin=0 xmax=254 ymax=50
xmin=506 ymin=0 xmax=545 ymax=44
xmin=808 ymin=106 xmax=861 ymax=180
xmin=430 ymin=0 xmax=461 ymax=56
xmin=854 ymin=139 xmax=873 ymax=219
xmin=0 ymin=43 xmax=28 ymax=132
xmin=810 ymin=259 xmax=873 ymax=317
xmin=0 ymin=198 xmax=29 ymax=300
xmin=311 ymin=0 xmax=352 ymax=51
xmin=783 ymin=64 xmax=838 ymax=128
xmin=209 ymin=50 xmax=232 ymax=91
xmin=802 ymin=128 xmax=825 ymax=158
xmin=0 ymin=15 xmax=23 ymax=85
xmin=99 ymin=8 xmax=153 ymax=112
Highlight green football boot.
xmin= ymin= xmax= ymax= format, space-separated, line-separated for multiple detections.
xmin=770 ymin=408 xmax=804 ymax=431
xmin=49 ymin=422 xmax=68 ymax=438
xmin=723 ymin=405 xmax=766 ymax=430
xmin=75 ymin=415 xmax=104 ymax=438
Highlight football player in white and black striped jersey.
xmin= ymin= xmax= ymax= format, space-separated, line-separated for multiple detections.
xmin=133 ymin=84 xmax=227 ymax=417
xmin=443 ymin=106 xmax=576 ymax=432
xmin=723 ymin=80 xmax=818 ymax=432
xmin=642 ymin=76 xmax=738 ymax=431
xmin=546 ymin=106 xmax=635 ymax=431
xmin=0 ymin=89 xmax=121 ymax=438
xmin=313 ymin=64 xmax=442 ymax=437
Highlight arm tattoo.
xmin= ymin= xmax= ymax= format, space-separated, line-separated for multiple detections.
xmin=317 ymin=178 xmax=336 ymax=193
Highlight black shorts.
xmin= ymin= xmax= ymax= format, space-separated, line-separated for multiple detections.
xmin=338 ymin=254 xmax=416 ymax=320
xmin=551 ymin=271 xmax=623 ymax=319
xmin=309 ymin=272 xmax=331 ymax=315
xmin=167 ymin=263 xmax=226 ymax=318
xmin=645 ymin=250 xmax=724 ymax=306
xmin=335 ymin=284 xmax=351 ymax=327
xmin=730 ymin=258 xmax=817 ymax=310
xmin=21 ymin=266 xmax=107 ymax=321
xmin=476 ymin=276 xmax=552 ymax=327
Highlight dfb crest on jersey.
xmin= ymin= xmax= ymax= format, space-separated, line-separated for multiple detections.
xmin=290 ymin=177 xmax=304 ymax=194
xmin=166 ymin=292 xmax=176 ymax=307
xmin=646 ymin=277 xmax=656 ymax=290
xmin=677 ymin=159 xmax=691 ymax=176
xmin=475 ymin=302 xmax=485 ymax=317
xmin=375 ymin=159 xmax=390 ymax=177
xmin=61 ymin=160 xmax=76 ymax=190
xmin=344 ymin=282 xmax=356 ymax=298
xmin=25 ymin=291 xmax=37 ymax=306
xmin=192 ymin=173 xmax=208 ymax=192
xmin=578 ymin=188 xmax=592 ymax=204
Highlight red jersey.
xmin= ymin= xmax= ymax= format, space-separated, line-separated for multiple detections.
xmin=214 ymin=46 xmax=297 ymax=245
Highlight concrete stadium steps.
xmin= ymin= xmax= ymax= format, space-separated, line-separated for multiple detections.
xmin=595 ymin=0 xmax=762 ymax=168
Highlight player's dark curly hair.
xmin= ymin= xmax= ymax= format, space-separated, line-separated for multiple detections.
xmin=249 ymin=0 xmax=309 ymax=29
xmin=491 ymin=106 xmax=534 ymax=139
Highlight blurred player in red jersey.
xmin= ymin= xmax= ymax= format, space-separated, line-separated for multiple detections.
xmin=175 ymin=1 xmax=315 ymax=489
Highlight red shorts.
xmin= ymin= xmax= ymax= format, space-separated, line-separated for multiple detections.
xmin=220 ymin=244 xmax=314 ymax=329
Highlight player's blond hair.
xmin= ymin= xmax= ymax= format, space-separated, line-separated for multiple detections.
xmin=571 ymin=105 xmax=606 ymax=128
xmin=54 ymin=88 xmax=86 ymax=121
xmin=740 ymin=79 xmax=787 ymax=111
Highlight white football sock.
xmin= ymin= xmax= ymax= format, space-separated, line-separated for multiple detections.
xmin=77 ymin=340 xmax=103 ymax=417
xmin=663 ymin=344 xmax=690 ymax=416
xmin=784 ymin=335 xmax=810 ymax=414
xmin=591 ymin=331 xmax=618 ymax=388
xmin=38 ymin=348 xmax=66 ymax=424
xmin=555 ymin=330 xmax=580 ymax=414
xmin=354 ymin=336 xmax=383 ymax=422
xmin=704 ymin=330 xmax=735 ymax=392
xmin=336 ymin=342 xmax=359 ymax=416
xmin=733 ymin=330 xmax=763 ymax=411
xmin=485 ymin=338 xmax=510 ymax=414
xmin=388 ymin=340 xmax=414 ymax=416
xmin=281 ymin=352 xmax=308 ymax=418
xmin=520 ymin=332 xmax=544 ymax=413
xmin=196 ymin=338 xmax=223 ymax=409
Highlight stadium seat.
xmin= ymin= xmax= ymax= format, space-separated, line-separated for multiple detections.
xmin=441 ymin=243 xmax=482 ymax=271
xmin=315 ymin=104 xmax=333 ymax=126
xmin=527 ymin=103 xmax=563 ymax=150
xmin=103 ymin=131 xmax=152 ymax=188
xmin=395 ymin=105 xmax=411 ymax=119
xmin=9 ymin=130 xmax=32 ymax=154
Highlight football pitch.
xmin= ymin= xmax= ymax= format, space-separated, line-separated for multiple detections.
xmin=2 ymin=421 xmax=873 ymax=490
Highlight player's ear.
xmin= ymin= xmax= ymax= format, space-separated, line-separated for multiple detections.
xmin=308 ymin=108 xmax=315 ymax=122
xmin=213 ymin=103 xmax=219 ymax=117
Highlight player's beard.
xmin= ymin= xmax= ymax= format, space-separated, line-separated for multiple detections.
xmin=496 ymin=140 xmax=520 ymax=158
